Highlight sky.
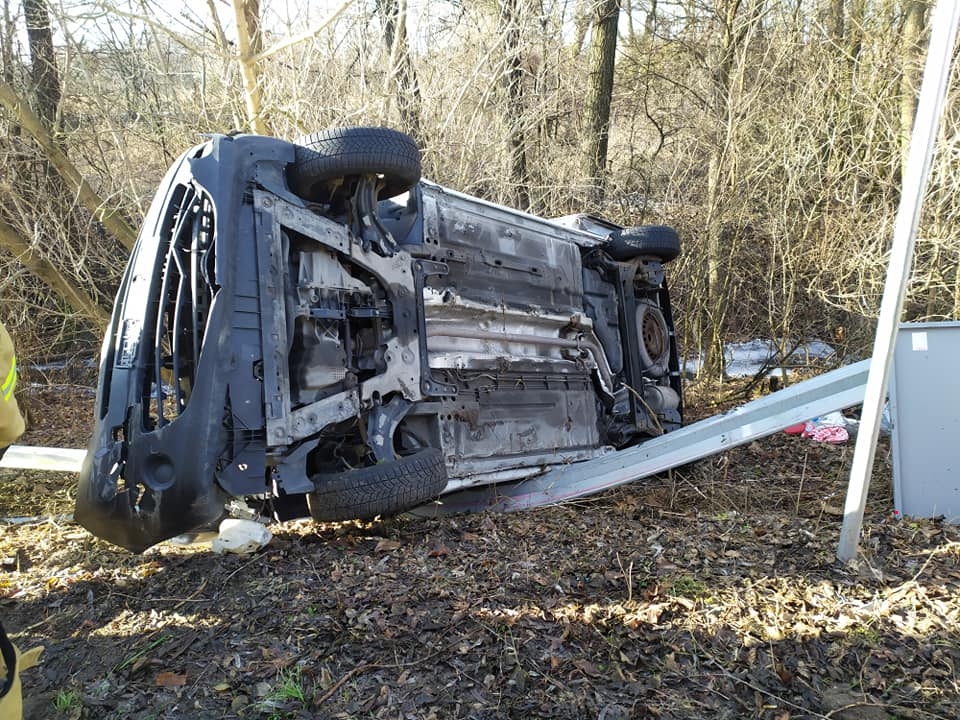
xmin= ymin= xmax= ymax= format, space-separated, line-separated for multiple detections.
xmin=32 ymin=0 xmax=446 ymax=49
xmin=13 ymin=0 xmax=362 ymax=52
xmin=16 ymin=0 xmax=666 ymax=58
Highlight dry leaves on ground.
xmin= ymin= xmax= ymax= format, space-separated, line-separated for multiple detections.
xmin=1 ymin=379 xmax=958 ymax=720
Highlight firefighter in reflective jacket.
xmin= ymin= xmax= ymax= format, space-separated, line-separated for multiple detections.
xmin=0 ymin=321 xmax=38 ymax=720
xmin=0 ymin=321 xmax=24 ymax=452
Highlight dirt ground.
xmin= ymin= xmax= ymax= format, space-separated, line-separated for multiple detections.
xmin=2 ymin=377 xmax=959 ymax=720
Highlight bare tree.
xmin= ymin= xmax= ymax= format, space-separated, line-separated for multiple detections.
xmin=499 ymin=0 xmax=530 ymax=209
xmin=0 ymin=79 xmax=137 ymax=249
xmin=825 ymin=0 xmax=844 ymax=42
xmin=0 ymin=1 xmax=13 ymax=87
xmin=697 ymin=0 xmax=767 ymax=377
xmin=0 ymin=0 xmax=953 ymax=373
xmin=23 ymin=0 xmax=59 ymax=130
xmin=581 ymin=0 xmax=619 ymax=195
xmin=899 ymin=0 xmax=928 ymax=179
xmin=378 ymin=0 xmax=425 ymax=145
xmin=569 ymin=0 xmax=592 ymax=58
xmin=0 ymin=216 xmax=109 ymax=326
xmin=232 ymin=0 xmax=271 ymax=134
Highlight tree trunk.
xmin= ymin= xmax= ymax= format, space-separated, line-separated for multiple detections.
xmin=570 ymin=0 xmax=592 ymax=58
xmin=231 ymin=0 xmax=271 ymax=134
xmin=378 ymin=0 xmax=425 ymax=146
xmin=500 ymin=0 xmax=530 ymax=209
xmin=826 ymin=0 xmax=844 ymax=43
xmin=899 ymin=1 xmax=928 ymax=181
xmin=704 ymin=152 xmax=725 ymax=378
xmin=846 ymin=0 xmax=865 ymax=65
xmin=701 ymin=0 xmax=739 ymax=379
xmin=700 ymin=0 xmax=765 ymax=378
xmin=644 ymin=0 xmax=658 ymax=36
xmin=23 ymin=0 xmax=60 ymax=131
xmin=1 ymin=0 xmax=15 ymax=86
xmin=581 ymin=0 xmax=619 ymax=196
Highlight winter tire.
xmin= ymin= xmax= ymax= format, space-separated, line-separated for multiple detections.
xmin=605 ymin=225 xmax=681 ymax=263
xmin=307 ymin=447 xmax=447 ymax=522
xmin=288 ymin=126 xmax=422 ymax=202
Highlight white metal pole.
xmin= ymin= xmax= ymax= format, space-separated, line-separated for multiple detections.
xmin=837 ymin=0 xmax=960 ymax=561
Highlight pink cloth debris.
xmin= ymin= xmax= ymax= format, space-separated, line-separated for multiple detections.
xmin=801 ymin=422 xmax=849 ymax=444
xmin=784 ymin=412 xmax=852 ymax=444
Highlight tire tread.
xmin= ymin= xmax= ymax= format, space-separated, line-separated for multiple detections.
xmin=307 ymin=448 xmax=447 ymax=522
xmin=288 ymin=127 xmax=421 ymax=201
xmin=606 ymin=225 xmax=681 ymax=262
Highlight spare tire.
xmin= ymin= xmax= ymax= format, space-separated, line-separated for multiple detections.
xmin=288 ymin=126 xmax=421 ymax=202
xmin=636 ymin=300 xmax=671 ymax=377
xmin=307 ymin=447 xmax=447 ymax=522
xmin=605 ymin=225 xmax=681 ymax=263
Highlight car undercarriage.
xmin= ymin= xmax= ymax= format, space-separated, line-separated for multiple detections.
xmin=76 ymin=128 xmax=683 ymax=552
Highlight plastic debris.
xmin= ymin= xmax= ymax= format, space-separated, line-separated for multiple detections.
xmin=880 ymin=402 xmax=894 ymax=434
xmin=211 ymin=518 xmax=272 ymax=554
xmin=784 ymin=411 xmax=853 ymax=444
xmin=684 ymin=338 xmax=837 ymax=378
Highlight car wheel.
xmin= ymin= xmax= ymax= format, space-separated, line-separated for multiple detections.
xmin=636 ymin=300 xmax=671 ymax=377
xmin=307 ymin=447 xmax=447 ymax=522
xmin=287 ymin=126 xmax=422 ymax=202
xmin=605 ymin=225 xmax=681 ymax=262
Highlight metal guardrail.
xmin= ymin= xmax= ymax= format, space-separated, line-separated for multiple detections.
xmin=410 ymin=360 xmax=870 ymax=516
xmin=1 ymin=361 xmax=870 ymax=520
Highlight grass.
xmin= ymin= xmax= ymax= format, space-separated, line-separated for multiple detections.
xmin=669 ymin=576 xmax=708 ymax=599
xmin=274 ymin=666 xmax=307 ymax=703
xmin=53 ymin=689 xmax=80 ymax=712
xmin=256 ymin=665 xmax=310 ymax=719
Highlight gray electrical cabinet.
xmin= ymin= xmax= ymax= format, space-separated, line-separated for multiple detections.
xmin=891 ymin=321 xmax=960 ymax=522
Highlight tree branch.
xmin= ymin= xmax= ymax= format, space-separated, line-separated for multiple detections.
xmin=0 ymin=78 xmax=138 ymax=250
xmin=0 ymin=218 xmax=110 ymax=328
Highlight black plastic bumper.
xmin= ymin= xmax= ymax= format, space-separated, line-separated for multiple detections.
xmin=76 ymin=135 xmax=296 ymax=552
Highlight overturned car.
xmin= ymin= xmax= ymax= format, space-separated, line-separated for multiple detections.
xmin=76 ymin=128 xmax=683 ymax=552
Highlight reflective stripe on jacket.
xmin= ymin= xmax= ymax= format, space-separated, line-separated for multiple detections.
xmin=0 ymin=322 xmax=25 ymax=446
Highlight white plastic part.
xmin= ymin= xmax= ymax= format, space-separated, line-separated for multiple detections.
xmin=0 ymin=445 xmax=85 ymax=472
xmin=211 ymin=518 xmax=272 ymax=554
